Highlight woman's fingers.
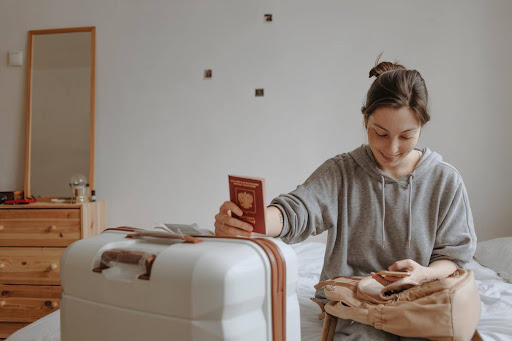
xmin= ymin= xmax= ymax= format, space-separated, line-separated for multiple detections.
xmin=389 ymin=259 xmax=415 ymax=272
xmin=371 ymin=272 xmax=401 ymax=285
xmin=219 ymin=201 xmax=244 ymax=217
xmin=226 ymin=215 xmax=253 ymax=232
xmin=386 ymin=259 xmax=428 ymax=283
xmin=224 ymin=224 xmax=252 ymax=237
xmin=218 ymin=202 xmax=253 ymax=231
xmin=215 ymin=212 xmax=253 ymax=232
xmin=215 ymin=220 xmax=252 ymax=237
xmin=214 ymin=202 xmax=253 ymax=237
xmin=370 ymin=272 xmax=391 ymax=286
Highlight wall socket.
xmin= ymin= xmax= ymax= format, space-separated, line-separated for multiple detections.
xmin=8 ymin=51 xmax=23 ymax=66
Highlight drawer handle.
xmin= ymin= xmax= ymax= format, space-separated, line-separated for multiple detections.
xmin=49 ymin=264 xmax=58 ymax=271
xmin=45 ymin=300 xmax=59 ymax=309
xmin=48 ymin=225 xmax=57 ymax=232
xmin=0 ymin=225 xmax=4 ymax=231
xmin=0 ymin=301 xmax=5 ymax=307
xmin=0 ymin=263 xmax=4 ymax=269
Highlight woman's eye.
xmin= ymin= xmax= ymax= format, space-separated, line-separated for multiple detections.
xmin=400 ymin=136 xmax=413 ymax=140
xmin=375 ymin=131 xmax=387 ymax=137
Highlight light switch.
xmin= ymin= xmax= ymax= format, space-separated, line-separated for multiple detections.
xmin=8 ymin=51 xmax=23 ymax=66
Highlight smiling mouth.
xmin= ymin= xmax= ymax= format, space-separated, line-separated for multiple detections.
xmin=380 ymin=151 xmax=401 ymax=160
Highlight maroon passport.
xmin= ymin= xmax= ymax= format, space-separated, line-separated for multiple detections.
xmin=228 ymin=175 xmax=267 ymax=235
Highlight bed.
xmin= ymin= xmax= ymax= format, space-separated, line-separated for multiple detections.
xmin=6 ymin=240 xmax=512 ymax=341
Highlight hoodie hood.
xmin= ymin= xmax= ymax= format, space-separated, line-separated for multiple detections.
xmin=349 ymin=144 xmax=443 ymax=247
xmin=349 ymin=144 xmax=443 ymax=185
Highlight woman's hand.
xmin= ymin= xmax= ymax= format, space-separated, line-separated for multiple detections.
xmin=370 ymin=259 xmax=428 ymax=286
xmin=214 ymin=201 xmax=253 ymax=237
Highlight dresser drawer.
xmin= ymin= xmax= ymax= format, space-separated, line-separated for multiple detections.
xmin=0 ymin=209 xmax=80 ymax=247
xmin=0 ymin=285 xmax=60 ymax=323
xmin=0 ymin=248 xmax=64 ymax=285
xmin=0 ymin=322 xmax=31 ymax=338
xmin=0 ymin=208 xmax=79 ymax=220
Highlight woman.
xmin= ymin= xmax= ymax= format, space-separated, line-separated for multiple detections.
xmin=214 ymin=58 xmax=477 ymax=340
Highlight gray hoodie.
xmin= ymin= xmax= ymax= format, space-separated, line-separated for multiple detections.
xmin=270 ymin=144 xmax=476 ymax=298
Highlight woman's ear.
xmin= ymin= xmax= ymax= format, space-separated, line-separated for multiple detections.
xmin=364 ymin=116 xmax=368 ymax=129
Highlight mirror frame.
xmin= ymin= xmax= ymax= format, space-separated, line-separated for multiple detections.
xmin=24 ymin=26 xmax=96 ymax=200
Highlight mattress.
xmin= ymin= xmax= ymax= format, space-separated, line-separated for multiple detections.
xmin=6 ymin=242 xmax=512 ymax=341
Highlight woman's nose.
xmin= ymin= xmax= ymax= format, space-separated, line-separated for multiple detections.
xmin=387 ymin=139 xmax=400 ymax=154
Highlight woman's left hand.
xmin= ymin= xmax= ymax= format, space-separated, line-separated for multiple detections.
xmin=370 ymin=259 xmax=427 ymax=286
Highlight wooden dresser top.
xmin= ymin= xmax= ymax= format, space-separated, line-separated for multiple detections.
xmin=0 ymin=203 xmax=90 ymax=209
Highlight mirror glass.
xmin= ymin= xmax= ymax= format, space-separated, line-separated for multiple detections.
xmin=26 ymin=28 xmax=95 ymax=199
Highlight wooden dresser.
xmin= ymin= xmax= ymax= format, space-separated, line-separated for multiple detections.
xmin=0 ymin=201 xmax=106 ymax=338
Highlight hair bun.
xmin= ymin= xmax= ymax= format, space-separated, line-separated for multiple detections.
xmin=369 ymin=53 xmax=407 ymax=78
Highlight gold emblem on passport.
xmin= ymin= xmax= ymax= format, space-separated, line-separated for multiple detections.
xmin=238 ymin=191 xmax=254 ymax=210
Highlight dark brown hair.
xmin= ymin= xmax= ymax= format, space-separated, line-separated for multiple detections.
xmin=361 ymin=54 xmax=430 ymax=125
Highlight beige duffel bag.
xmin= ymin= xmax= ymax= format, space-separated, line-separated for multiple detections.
xmin=314 ymin=269 xmax=481 ymax=341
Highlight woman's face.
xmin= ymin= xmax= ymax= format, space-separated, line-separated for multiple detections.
xmin=366 ymin=107 xmax=422 ymax=170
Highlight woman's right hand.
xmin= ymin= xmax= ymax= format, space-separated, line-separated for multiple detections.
xmin=215 ymin=201 xmax=254 ymax=237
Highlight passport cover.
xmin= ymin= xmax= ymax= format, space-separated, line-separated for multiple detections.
xmin=228 ymin=175 xmax=267 ymax=235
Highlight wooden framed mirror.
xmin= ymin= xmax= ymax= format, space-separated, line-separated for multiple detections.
xmin=24 ymin=26 xmax=96 ymax=200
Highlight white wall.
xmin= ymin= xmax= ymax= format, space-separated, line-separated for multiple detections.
xmin=1 ymin=0 xmax=511 ymax=241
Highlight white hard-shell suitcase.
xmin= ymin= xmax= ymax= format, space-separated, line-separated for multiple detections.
xmin=60 ymin=227 xmax=300 ymax=340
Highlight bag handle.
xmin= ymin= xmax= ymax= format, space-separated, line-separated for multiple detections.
xmin=320 ymin=313 xmax=338 ymax=341
xmin=92 ymin=228 xmax=202 ymax=280
xmin=92 ymin=249 xmax=156 ymax=280
xmin=310 ymin=297 xmax=326 ymax=320
xmin=315 ymin=277 xmax=360 ymax=291
xmin=325 ymin=300 xmax=373 ymax=328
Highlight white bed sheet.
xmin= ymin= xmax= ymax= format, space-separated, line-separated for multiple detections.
xmin=6 ymin=242 xmax=512 ymax=341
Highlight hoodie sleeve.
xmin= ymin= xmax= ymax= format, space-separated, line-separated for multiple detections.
xmin=269 ymin=158 xmax=341 ymax=244
xmin=430 ymin=177 xmax=477 ymax=268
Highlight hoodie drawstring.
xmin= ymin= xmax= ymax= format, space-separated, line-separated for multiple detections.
xmin=407 ymin=174 xmax=414 ymax=248
xmin=380 ymin=174 xmax=414 ymax=248
xmin=381 ymin=176 xmax=386 ymax=247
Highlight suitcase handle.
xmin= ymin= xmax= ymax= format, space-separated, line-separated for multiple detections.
xmin=125 ymin=231 xmax=202 ymax=244
xmin=92 ymin=249 xmax=156 ymax=280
